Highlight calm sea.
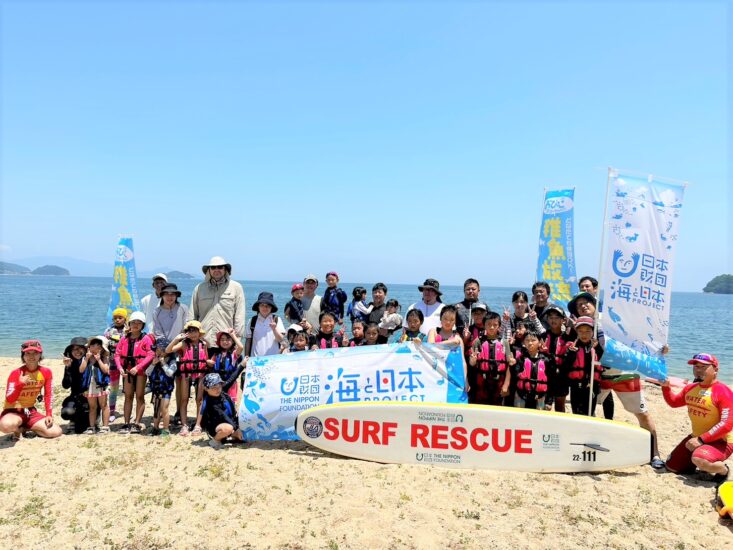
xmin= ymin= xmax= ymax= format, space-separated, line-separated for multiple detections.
xmin=0 ymin=276 xmax=730 ymax=382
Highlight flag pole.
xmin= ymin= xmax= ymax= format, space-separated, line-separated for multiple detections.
xmin=588 ymin=168 xmax=614 ymax=416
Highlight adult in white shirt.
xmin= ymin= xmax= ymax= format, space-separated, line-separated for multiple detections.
xmin=245 ymin=292 xmax=286 ymax=357
xmin=407 ymin=278 xmax=445 ymax=334
xmin=141 ymin=273 xmax=168 ymax=324
xmin=301 ymin=274 xmax=322 ymax=335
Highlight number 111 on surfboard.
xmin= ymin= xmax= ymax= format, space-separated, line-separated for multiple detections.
xmin=296 ymin=402 xmax=651 ymax=473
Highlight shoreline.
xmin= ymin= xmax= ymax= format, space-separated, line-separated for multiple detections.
xmin=0 ymin=357 xmax=731 ymax=548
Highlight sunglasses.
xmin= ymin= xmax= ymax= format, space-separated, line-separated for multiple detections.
xmin=210 ymin=265 xmax=225 ymax=270
xmin=185 ymin=328 xmax=199 ymax=333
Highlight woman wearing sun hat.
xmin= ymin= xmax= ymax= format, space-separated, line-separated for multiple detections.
xmin=663 ymin=353 xmax=733 ymax=485
xmin=0 ymin=340 xmax=62 ymax=439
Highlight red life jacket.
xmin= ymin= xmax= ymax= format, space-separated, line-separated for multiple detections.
xmin=544 ymin=332 xmax=568 ymax=364
xmin=516 ymin=356 xmax=549 ymax=396
xmin=179 ymin=341 xmax=208 ymax=375
xmin=475 ymin=339 xmax=507 ymax=377
xmin=567 ymin=345 xmax=602 ymax=382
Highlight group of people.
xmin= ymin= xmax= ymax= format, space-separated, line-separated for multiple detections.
xmin=1 ymin=256 xmax=731 ymax=483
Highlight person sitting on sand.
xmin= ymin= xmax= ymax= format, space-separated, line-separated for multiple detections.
xmin=201 ymin=367 xmax=247 ymax=450
xmin=0 ymin=340 xmax=62 ymax=440
xmin=662 ymin=354 xmax=733 ymax=485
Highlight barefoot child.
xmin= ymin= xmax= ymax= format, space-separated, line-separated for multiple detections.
xmin=104 ymin=308 xmax=128 ymax=422
xmin=80 ymin=336 xmax=111 ymax=434
xmin=146 ymin=338 xmax=176 ymax=436
xmin=0 ymin=340 xmax=62 ymax=439
xmin=201 ymin=365 xmax=247 ymax=450
xmin=167 ymin=320 xmax=209 ymax=436
xmin=115 ymin=312 xmax=155 ymax=434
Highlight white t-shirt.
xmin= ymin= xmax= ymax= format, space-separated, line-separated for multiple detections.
xmin=248 ymin=314 xmax=286 ymax=357
xmin=407 ymin=301 xmax=444 ymax=334
xmin=140 ymin=293 xmax=159 ymax=327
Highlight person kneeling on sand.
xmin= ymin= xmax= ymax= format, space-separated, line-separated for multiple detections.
xmin=201 ymin=365 xmax=247 ymax=450
xmin=662 ymin=353 xmax=733 ymax=485
xmin=0 ymin=340 xmax=62 ymax=440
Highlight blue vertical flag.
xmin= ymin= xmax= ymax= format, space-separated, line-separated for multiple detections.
xmin=599 ymin=169 xmax=686 ymax=380
xmin=106 ymin=236 xmax=141 ymax=325
xmin=536 ymin=189 xmax=577 ymax=309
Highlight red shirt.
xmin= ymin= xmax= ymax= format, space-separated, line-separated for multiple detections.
xmin=4 ymin=366 xmax=53 ymax=415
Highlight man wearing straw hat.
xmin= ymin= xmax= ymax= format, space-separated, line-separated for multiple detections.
xmin=191 ymin=256 xmax=245 ymax=353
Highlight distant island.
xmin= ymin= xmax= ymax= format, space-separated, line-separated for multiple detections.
xmin=0 ymin=261 xmax=31 ymax=275
xmin=166 ymin=270 xmax=194 ymax=279
xmin=32 ymin=265 xmax=70 ymax=276
xmin=0 ymin=261 xmax=70 ymax=276
xmin=703 ymin=274 xmax=733 ymax=294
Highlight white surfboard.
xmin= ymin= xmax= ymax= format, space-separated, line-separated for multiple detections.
xmin=296 ymin=402 xmax=651 ymax=472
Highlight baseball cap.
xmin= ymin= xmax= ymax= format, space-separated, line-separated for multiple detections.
xmin=304 ymin=274 xmax=318 ymax=283
xmin=574 ymin=316 xmax=594 ymax=328
xmin=687 ymin=353 xmax=719 ymax=368
xmin=152 ymin=273 xmax=168 ymax=282
xmin=291 ymin=283 xmax=304 ymax=292
xmin=203 ymin=372 xmax=223 ymax=388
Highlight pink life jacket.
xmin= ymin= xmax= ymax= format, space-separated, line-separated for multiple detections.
xmin=179 ymin=341 xmax=208 ymax=375
xmin=116 ymin=333 xmax=155 ymax=373
xmin=476 ymin=339 xmax=507 ymax=376
xmin=516 ymin=356 xmax=549 ymax=396
xmin=544 ymin=333 xmax=567 ymax=364
xmin=319 ymin=334 xmax=340 ymax=349
xmin=567 ymin=345 xmax=602 ymax=382
xmin=434 ymin=330 xmax=456 ymax=344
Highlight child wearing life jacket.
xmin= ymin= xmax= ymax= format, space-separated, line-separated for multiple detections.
xmin=428 ymin=305 xmax=462 ymax=345
xmin=201 ymin=368 xmax=246 ymax=450
xmin=61 ymin=336 xmax=90 ymax=434
xmin=311 ymin=312 xmax=347 ymax=349
xmin=207 ymin=330 xmax=244 ymax=401
xmin=462 ymin=302 xmax=489 ymax=348
xmin=245 ymin=292 xmax=286 ymax=357
xmin=468 ymin=311 xmax=515 ymax=405
xmin=513 ymin=331 xmax=550 ymax=410
xmin=563 ymin=317 xmax=604 ymax=416
xmin=115 ymin=311 xmax=155 ymax=434
xmin=541 ymin=306 xmax=569 ymax=412
xmin=146 ymin=338 xmax=176 ymax=436
xmin=0 ymin=340 xmax=62 ymax=440
xmin=167 ymin=320 xmax=209 ymax=436
xmin=363 ymin=323 xmax=381 ymax=346
xmin=79 ymin=336 xmax=111 ymax=434
xmin=395 ymin=309 xmax=427 ymax=344
xmin=321 ymin=271 xmax=349 ymax=325
xmin=284 ymin=283 xmax=305 ymax=325
xmin=104 ymin=307 xmax=127 ymax=422
xmin=379 ymin=299 xmax=403 ymax=332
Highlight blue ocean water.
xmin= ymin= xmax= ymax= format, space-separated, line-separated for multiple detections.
xmin=0 ymin=275 xmax=730 ymax=382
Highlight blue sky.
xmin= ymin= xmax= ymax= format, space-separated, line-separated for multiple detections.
xmin=0 ymin=1 xmax=728 ymax=291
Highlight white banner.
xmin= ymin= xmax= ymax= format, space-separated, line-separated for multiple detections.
xmin=599 ymin=169 xmax=686 ymax=379
xmin=239 ymin=342 xmax=468 ymax=440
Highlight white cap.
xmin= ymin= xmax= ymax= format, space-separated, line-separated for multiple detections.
xmin=152 ymin=273 xmax=168 ymax=282
xmin=129 ymin=311 xmax=146 ymax=324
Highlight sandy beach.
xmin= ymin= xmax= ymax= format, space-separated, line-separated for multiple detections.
xmin=0 ymin=357 xmax=730 ymax=549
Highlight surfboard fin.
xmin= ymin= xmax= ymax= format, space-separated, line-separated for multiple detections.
xmin=570 ymin=443 xmax=610 ymax=452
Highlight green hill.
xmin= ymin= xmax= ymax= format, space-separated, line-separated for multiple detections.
xmin=32 ymin=265 xmax=70 ymax=276
xmin=703 ymin=274 xmax=733 ymax=294
xmin=0 ymin=261 xmax=31 ymax=274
